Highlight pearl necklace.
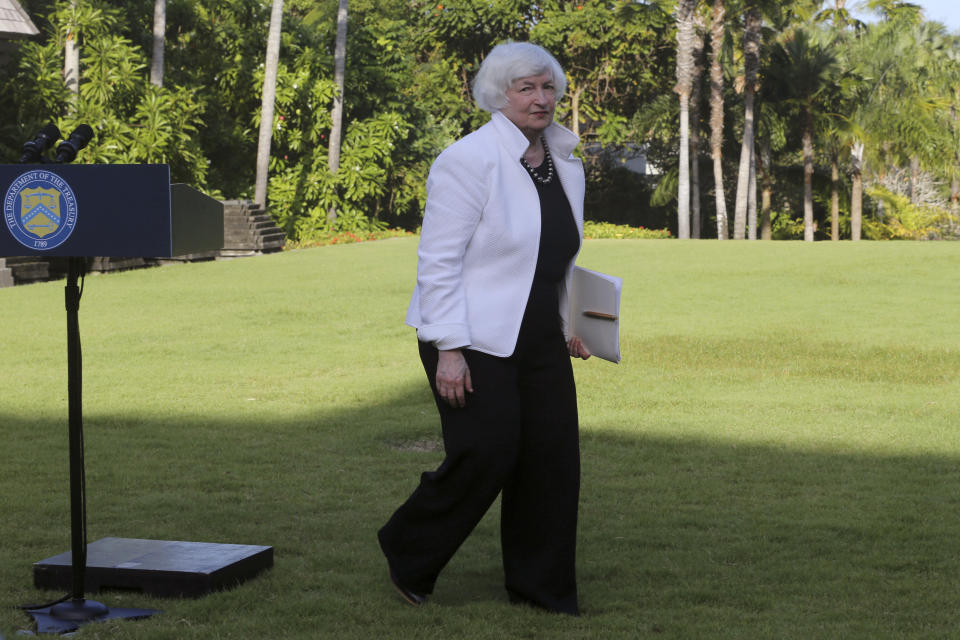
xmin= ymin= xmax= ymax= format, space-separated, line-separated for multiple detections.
xmin=520 ymin=136 xmax=554 ymax=185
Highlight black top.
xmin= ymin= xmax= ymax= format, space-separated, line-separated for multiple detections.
xmin=527 ymin=156 xmax=579 ymax=285
xmin=519 ymin=154 xmax=579 ymax=333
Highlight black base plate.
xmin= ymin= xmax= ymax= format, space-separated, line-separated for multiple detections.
xmin=33 ymin=537 xmax=273 ymax=598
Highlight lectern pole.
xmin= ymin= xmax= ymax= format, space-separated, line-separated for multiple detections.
xmin=65 ymin=257 xmax=83 ymax=598
xmin=46 ymin=257 xmax=109 ymax=622
xmin=25 ymin=257 xmax=161 ymax=632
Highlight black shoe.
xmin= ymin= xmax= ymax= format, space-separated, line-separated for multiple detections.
xmin=389 ymin=570 xmax=427 ymax=606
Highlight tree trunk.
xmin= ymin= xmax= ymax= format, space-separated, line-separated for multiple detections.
xmin=328 ymin=0 xmax=348 ymax=175
xmin=678 ymin=93 xmax=692 ymax=239
xmin=674 ymin=0 xmax=698 ymax=240
xmin=570 ymin=85 xmax=581 ymax=138
xmin=951 ymin=175 xmax=959 ymax=215
xmin=908 ymin=155 xmax=919 ymax=204
xmin=64 ymin=0 xmax=79 ymax=100
xmin=690 ymin=15 xmax=704 ymax=239
xmin=851 ymin=141 xmax=864 ymax=241
xmin=690 ymin=95 xmax=702 ymax=239
xmin=747 ymin=142 xmax=757 ymax=239
xmin=733 ymin=88 xmax=755 ymax=240
xmin=709 ymin=0 xmax=727 ymax=239
xmin=253 ymin=0 xmax=284 ymax=209
xmin=830 ymin=153 xmax=839 ymax=240
xmin=802 ymin=111 xmax=815 ymax=242
xmin=327 ymin=0 xmax=348 ymax=222
xmin=759 ymin=137 xmax=772 ymax=240
xmin=760 ymin=182 xmax=772 ymax=240
xmin=733 ymin=7 xmax=761 ymax=240
xmin=150 ymin=0 xmax=166 ymax=87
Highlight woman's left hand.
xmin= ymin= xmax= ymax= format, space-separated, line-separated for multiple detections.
xmin=567 ymin=336 xmax=591 ymax=360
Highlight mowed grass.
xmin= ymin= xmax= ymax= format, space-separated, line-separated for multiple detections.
xmin=0 ymin=238 xmax=958 ymax=639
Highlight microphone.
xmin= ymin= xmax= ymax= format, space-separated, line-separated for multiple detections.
xmin=54 ymin=124 xmax=94 ymax=164
xmin=19 ymin=124 xmax=62 ymax=163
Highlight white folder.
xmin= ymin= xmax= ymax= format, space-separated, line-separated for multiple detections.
xmin=569 ymin=266 xmax=622 ymax=363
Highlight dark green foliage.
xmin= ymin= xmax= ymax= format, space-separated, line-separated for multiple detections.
xmin=585 ymin=161 xmax=672 ymax=233
xmin=6 ymin=0 xmax=954 ymax=241
xmin=0 ymin=0 xmax=680 ymax=239
xmin=2 ymin=1 xmax=207 ymax=185
xmin=533 ymin=0 xmax=674 ymax=141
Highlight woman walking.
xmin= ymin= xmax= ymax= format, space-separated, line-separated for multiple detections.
xmin=378 ymin=41 xmax=590 ymax=616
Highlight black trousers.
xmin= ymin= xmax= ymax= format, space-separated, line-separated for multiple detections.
xmin=378 ymin=290 xmax=580 ymax=615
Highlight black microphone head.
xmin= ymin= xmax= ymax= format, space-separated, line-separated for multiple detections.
xmin=19 ymin=123 xmax=62 ymax=162
xmin=36 ymin=123 xmax=62 ymax=146
xmin=55 ymin=124 xmax=95 ymax=163
xmin=70 ymin=124 xmax=94 ymax=149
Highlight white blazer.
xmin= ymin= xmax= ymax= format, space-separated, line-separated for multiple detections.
xmin=405 ymin=111 xmax=584 ymax=357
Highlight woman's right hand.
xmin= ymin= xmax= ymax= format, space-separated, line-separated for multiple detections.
xmin=567 ymin=336 xmax=591 ymax=360
xmin=436 ymin=349 xmax=473 ymax=408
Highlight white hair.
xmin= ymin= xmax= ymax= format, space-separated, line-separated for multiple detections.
xmin=472 ymin=42 xmax=567 ymax=113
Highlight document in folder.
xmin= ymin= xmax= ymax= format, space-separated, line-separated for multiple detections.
xmin=569 ymin=266 xmax=622 ymax=363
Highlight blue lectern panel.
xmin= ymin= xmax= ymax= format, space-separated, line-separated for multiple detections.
xmin=0 ymin=164 xmax=173 ymax=257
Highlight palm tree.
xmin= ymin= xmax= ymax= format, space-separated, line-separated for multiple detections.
xmin=814 ymin=0 xmax=858 ymax=28
xmin=841 ymin=16 xmax=900 ymax=240
xmin=150 ymin=0 xmax=166 ymax=87
xmin=815 ymin=1 xmax=863 ymax=240
xmin=674 ymin=0 xmax=700 ymax=239
xmin=828 ymin=139 xmax=841 ymax=240
xmin=941 ymin=40 xmax=960 ymax=218
xmin=732 ymin=4 xmax=761 ymax=239
xmin=758 ymin=133 xmax=774 ymax=238
xmin=815 ymin=59 xmax=853 ymax=242
xmin=844 ymin=0 xmax=938 ymax=237
xmin=747 ymin=130 xmax=757 ymax=238
xmin=328 ymin=0 xmax=348 ymax=176
xmin=850 ymin=141 xmax=864 ymax=240
xmin=690 ymin=11 xmax=706 ymax=238
xmin=327 ymin=0 xmax=348 ymax=222
xmin=884 ymin=22 xmax=947 ymax=206
xmin=708 ymin=0 xmax=728 ymax=239
xmin=948 ymin=61 xmax=960 ymax=216
xmin=769 ymin=28 xmax=838 ymax=241
xmin=64 ymin=0 xmax=79 ymax=99
xmin=254 ymin=0 xmax=284 ymax=209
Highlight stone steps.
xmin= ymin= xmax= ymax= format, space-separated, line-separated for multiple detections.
xmin=221 ymin=200 xmax=286 ymax=255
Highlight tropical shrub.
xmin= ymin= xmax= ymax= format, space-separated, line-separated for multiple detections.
xmin=4 ymin=1 xmax=207 ymax=186
xmin=863 ymin=186 xmax=958 ymax=240
xmin=583 ymin=221 xmax=671 ymax=239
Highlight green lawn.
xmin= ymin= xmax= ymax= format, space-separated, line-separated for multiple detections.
xmin=1 ymin=238 xmax=959 ymax=639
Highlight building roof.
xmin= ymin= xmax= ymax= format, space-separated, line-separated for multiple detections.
xmin=0 ymin=0 xmax=39 ymax=40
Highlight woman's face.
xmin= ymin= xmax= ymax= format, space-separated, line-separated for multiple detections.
xmin=501 ymin=72 xmax=556 ymax=141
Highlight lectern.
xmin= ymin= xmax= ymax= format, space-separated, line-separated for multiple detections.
xmin=0 ymin=164 xmax=222 ymax=257
xmin=1 ymin=164 xmax=268 ymax=634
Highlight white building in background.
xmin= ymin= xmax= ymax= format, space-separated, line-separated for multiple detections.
xmin=0 ymin=0 xmax=38 ymax=288
xmin=0 ymin=0 xmax=38 ymax=40
xmin=582 ymin=142 xmax=661 ymax=177
xmin=622 ymin=150 xmax=657 ymax=176
xmin=0 ymin=0 xmax=38 ymax=67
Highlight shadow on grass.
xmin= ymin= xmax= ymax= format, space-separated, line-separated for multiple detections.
xmin=2 ymin=381 xmax=960 ymax=637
